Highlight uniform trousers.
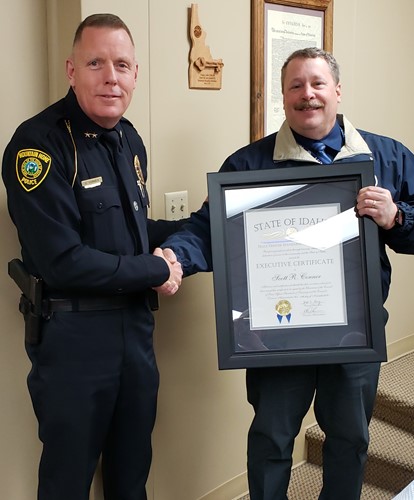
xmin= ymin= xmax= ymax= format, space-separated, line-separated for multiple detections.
xmin=246 ymin=362 xmax=380 ymax=500
xmin=25 ymin=304 xmax=159 ymax=500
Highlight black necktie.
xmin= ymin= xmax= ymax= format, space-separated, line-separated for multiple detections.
xmin=311 ymin=141 xmax=332 ymax=164
xmin=102 ymin=129 xmax=149 ymax=252
xmin=103 ymin=129 xmax=122 ymax=156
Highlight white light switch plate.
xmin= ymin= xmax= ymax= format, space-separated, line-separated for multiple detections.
xmin=164 ymin=191 xmax=189 ymax=220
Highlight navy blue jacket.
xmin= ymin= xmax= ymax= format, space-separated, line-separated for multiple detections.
xmin=163 ymin=116 xmax=414 ymax=303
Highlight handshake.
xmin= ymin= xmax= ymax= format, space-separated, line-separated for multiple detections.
xmin=152 ymin=248 xmax=183 ymax=296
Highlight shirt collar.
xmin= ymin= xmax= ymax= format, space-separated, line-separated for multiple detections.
xmin=63 ymin=88 xmax=122 ymax=148
xmin=292 ymin=121 xmax=344 ymax=153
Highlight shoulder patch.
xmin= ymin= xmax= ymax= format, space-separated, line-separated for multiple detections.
xmin=16 ymin=149 xmax=52 ymax=192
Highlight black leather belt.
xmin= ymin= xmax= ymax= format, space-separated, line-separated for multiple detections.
xmin=42 ymin=295 xmax=135 ymax=314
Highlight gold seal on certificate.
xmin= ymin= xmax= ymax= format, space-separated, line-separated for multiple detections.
xmin=275 ymin=300 xmax=292 ymax=324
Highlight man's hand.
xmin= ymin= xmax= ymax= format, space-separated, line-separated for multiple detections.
xmin=356 ymin=186 xmax=398 ymax=229
xmin=152 ymin=248 xmax=183 ymax=296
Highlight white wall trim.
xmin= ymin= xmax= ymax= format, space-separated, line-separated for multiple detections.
xmin=197 ymin=471 xmax=248 ymax=500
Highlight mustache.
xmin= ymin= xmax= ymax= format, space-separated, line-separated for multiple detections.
xmin=295 ymin=100 xmax=324 ymax=110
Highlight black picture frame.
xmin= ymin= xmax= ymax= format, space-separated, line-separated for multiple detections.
xmin=208 ymin=161 xmax=387 ymax=369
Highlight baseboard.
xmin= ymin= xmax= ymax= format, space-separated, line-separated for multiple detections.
xmin=197 ymin=472 xmax=248 ymax=500
xmin=386 ymin=334 xmax=414 ymax=362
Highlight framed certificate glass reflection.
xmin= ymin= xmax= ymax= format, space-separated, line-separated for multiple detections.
xmin=207 ymin=161 xmax=387 ymax=369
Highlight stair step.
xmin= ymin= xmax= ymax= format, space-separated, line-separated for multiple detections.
xmin=306 ymin=417 xmax=414 ymax=493
xmin=374 ymin=351 xmax=414 ymax=433
xmin=289 ymin=353 xmax=414 ymax=498
xmin=365 ymin=418 xmax=414 ymax=493
xmin=288 ymin=462 xmax=395 ymax=500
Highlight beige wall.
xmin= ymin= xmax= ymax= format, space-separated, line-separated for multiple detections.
xmin=333 ymin=0 xmax=414 ymax=348
xmin=1 ymin=1 xmax=414 ymax=499
xmin=1 ymin=1 xmax=48 ymax=497
xmin=148 ymin=1 xmax=253 ymax=499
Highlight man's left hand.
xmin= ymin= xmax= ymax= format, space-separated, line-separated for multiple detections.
xmin=356 ymin=186 xmax=398 ymax=229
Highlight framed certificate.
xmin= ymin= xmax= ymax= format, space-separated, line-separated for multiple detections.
xmin=251 ymin=0 xmax=334 ymax=141
xmin=207 ymin=161 xmax=387 ymax=369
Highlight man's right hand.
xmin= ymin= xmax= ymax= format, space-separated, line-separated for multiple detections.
xmin=152 ymin=248 xmax=183 ymax=296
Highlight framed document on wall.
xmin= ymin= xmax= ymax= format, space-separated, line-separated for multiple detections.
xmin=251 ymin=0 xmax=334 ymax=142
xmin=208 ymin=161 xmax=387 ymax=369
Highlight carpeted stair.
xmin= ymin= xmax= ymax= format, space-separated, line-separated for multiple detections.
xmin=289 ymin=351 xmax=414 ymax=499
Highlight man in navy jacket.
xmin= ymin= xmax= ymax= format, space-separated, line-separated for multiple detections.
xmin=160 ymin=48 xmax=414 ymax=499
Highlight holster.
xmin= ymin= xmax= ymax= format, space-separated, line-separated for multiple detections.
xmin=8 ymin=259 xmax=43 ymax=345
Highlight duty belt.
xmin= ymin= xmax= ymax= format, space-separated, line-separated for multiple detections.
xmin=42 ymin=295 xmax=136 ymax=315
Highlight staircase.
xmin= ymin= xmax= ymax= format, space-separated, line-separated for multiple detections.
xmin=287 ymin=351 xmax=414 ymax=499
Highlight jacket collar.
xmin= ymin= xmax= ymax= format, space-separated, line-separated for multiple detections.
xmin=273 ymin=115 xmax=372 ymax=163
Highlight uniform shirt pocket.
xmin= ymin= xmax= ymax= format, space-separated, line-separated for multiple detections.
xmin=77 ymin=186 xmax=133 ymax=254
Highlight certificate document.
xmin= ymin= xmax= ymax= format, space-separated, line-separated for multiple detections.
xmin=265 ymin=5 xmax=323 ymax=134
xmin=244 ymin=204 xmax=347 ymax=330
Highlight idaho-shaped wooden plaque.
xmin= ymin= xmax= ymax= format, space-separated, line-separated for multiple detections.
xmin=189 ymin=4 xmax=224 ymax=90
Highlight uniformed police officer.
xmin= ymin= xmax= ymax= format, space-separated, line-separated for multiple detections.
xmin=2 ymin=13 xmax=183 ymax=500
